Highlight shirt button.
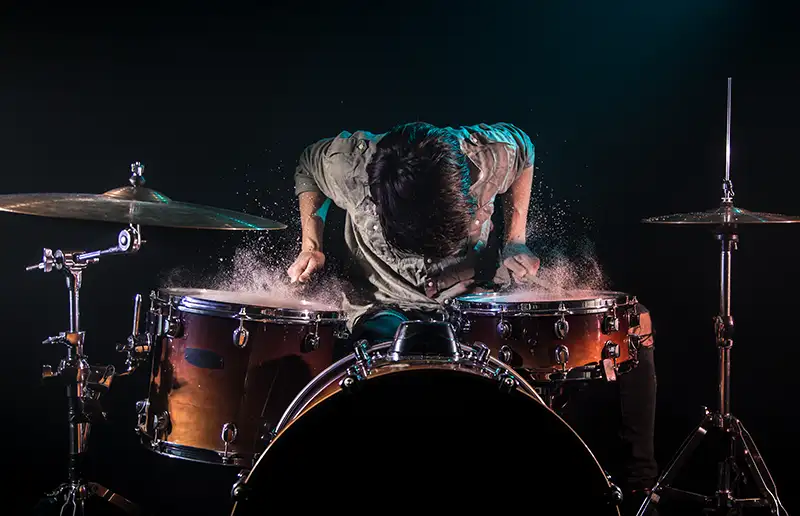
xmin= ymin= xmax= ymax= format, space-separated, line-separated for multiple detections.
xmin=372 ymin=224 xmax=379 ymax=230
xmin=427 ymin=281 xmax=434 ymax=287
xmin=357 ymin=141 xmax=366 ymax=151
xmin=426 ymin=258 xmax=432 ymax=264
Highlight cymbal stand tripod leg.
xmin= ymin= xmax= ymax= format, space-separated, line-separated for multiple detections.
xmin=636 ymin=228 xmax=785 ymax=515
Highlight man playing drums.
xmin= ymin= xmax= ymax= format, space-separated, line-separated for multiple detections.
xmin=286 ymin=121 xmax=657 ymax=514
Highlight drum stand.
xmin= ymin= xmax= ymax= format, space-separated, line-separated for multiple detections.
xmin=637 ymin=198 xmax=786 ymax=515
xmin=30 ymin=226 xmax=145 ymax=516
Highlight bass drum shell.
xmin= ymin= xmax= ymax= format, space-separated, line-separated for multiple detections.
xmin=231 ymin=344 xmax=620 ymax=514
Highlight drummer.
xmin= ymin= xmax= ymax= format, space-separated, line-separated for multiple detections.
xmin=286 ymin=121 xmax=657 ymax=514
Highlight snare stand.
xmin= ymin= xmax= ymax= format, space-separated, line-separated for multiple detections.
xmin=637 ymin=194 xmax=785 ymax=515
xmin=31 ymin=226 xmax=145 ymax=516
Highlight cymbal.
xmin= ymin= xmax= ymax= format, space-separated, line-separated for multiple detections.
xmin=0 ymin=164 xmax=287 ymax=230
xmin=643 ymin=204 xmax=800 ymax=225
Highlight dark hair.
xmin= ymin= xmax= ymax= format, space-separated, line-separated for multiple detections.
xmin=367 ymin=122 xmax=473 ymax=258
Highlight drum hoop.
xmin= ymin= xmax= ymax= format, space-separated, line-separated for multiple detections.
xmin=449 ymin=290 xmax=635 ymax=316
xmin=270 ymin=341 xmax=545 ymax=437
xmin=152 ymin=288 xmax=346 ymax=324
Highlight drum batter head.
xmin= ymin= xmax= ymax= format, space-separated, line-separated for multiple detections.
xmin=156 ymin=287 xmax=345 ymax=323
xmin=451 ymin=289 xmax=635 ymax=315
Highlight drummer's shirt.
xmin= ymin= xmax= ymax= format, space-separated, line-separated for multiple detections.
xmin=294 ymin=122 xmax=535 ymax=328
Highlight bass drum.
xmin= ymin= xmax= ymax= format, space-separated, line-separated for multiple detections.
xmin=230 ymin=321 xmax=622 ymax=514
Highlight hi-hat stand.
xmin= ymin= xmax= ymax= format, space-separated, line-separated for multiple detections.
xmin=31 ymin=225 xmax=145 ymax=516
xmin=637 ymin=78 xmax=788 ymax=515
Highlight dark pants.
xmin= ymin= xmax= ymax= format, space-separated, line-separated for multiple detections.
xmin=347 ymin=304 xmax=658 ymax=514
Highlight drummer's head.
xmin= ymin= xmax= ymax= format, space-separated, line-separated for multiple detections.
xmin=367 ymin=122 xmax=473 ymax=259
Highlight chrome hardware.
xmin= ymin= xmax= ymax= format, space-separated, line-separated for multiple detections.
xmin=628 ymin=309 xmax=641 ymax=328
xmin=353 ymin=339 xmax=370 ymax=362
xmin=497 ymin=372 xmax=518 ymax=394
xmin=135 ymin=399 xmax=149 ymax=429
xmin=221 ymin=423 xmax=238 ymax=444
xmin=231 ymin=469 xmax=250 ymax=501
xmin=340 ymin=375 xmax=358 ymax=392
xmin=334 ymin=328 xmax=351 ymax=340
xmin=554 ymin=344 xmax=570 ymax=366
xmin=602 ymin=312 xmax=619 ymax=334
xmin=496 ymin=319 xmax=512 ymax=339
xmin=498 ymin=345 xmax=513 ymax=364
xmin=164 ymin=315 xmax=183 ymax=338
xmin=603 ymin=340 xmax=620 ymax=360
xmin=303 ymin=332 xmax=320 ymax=352
xmin=116 ymin=293 xmax=153 ymax=375
xmin=473 ymin=342 xmax=490 ymax=363
xmin=260 ymin=422 xmax=273 ymax=445
xmin=233 ymin=324 xmax=249 ymax=348
xmin=153 ymin=411 xmax=170 ymax=438
xmin=459 ymin=315 xmax=472 ymax=334
xmin=554 ymin=317 xmax=569 ymax=339
xmin=130 ymin=161 xmax=146 ymax=186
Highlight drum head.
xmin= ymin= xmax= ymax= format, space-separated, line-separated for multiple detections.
xmin=163 ymin=287 xmax=338 ymax=311
xmin=233 ymin=368 xmax=619 ymax=514
xmin=452 ymin=289 xmax=633 ymax=315
xmin=158 ymin=287 xmax=344 ymax=322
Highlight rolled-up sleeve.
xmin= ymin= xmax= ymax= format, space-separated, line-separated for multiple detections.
xmin=294 ymin=137 xmax=332 ymax=196
xmin=493 ymin=122 xmax=535 ymax=172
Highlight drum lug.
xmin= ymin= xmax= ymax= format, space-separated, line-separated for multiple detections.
xmin=164 ymin=317 xmax=183 ymax=339
xmin=233 ymin=324 xmax=250 ymax=349
xmin=496 ymin=372 xmax=518 ymax=394
xmin=602 ymin=312 xmax=619 ymax=334
xmin=498 ymin=345 xmax=513 ymax=364
xmin=554 ymin=316 xmax=569 ymax=340
xmin=628 ymin=334 xmax=641 ymax=359
xmin=496 ymin=319 xmax=512 ymax=339
xmin=606 ymin=479 xmax=624 ymax=506
xmin=260 ymin=422 xmax=274 ymax=445
xmin=303 ymin=333 xmax=320 ymax=353
xmin=153 ymin=410 xmax=171 ymax=439
xmin=554 ymin=344 xmax=570 ymax=367
xmin=231 ymin=469 xmax=251 ymax=502
xmin=339 ymin=373 xmax=362 ymax=393
xmin=602 ymin=340 xmax=621 ymax=360
xmin=135 ymin=399 xmax=149 ymax=430
xmin=628 ymin=307 xmax=641 ymax=328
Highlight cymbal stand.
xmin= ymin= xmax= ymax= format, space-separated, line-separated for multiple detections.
xmin=30 ymin=225 xmax=145 ymax=516
xmin=637 ymin=79 xmax=786 ymax=515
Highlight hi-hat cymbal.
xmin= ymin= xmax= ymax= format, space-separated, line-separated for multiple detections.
xmin=0 ymin=163 xmax=287 ymax=230
xmin=643 ymin=204 xmax=800 ymax=225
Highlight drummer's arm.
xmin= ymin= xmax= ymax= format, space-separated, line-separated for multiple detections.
xmin=502 ymin=165 xmax=533 ymax=245
xmin=299 ymin=192 xmax=330 ymax=253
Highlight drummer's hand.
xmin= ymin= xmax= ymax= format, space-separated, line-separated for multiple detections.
xmin=495 ymin=243 xmax=540 ymax=285
xmin=287 ymin=250 xmax=326 ymax=283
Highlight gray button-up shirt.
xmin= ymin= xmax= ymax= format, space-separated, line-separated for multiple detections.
xmin=295 ymin=122 xmax=535 ymax=327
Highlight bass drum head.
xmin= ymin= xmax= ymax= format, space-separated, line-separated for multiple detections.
xmin=233 ymin=367 xmax=620 ymax=514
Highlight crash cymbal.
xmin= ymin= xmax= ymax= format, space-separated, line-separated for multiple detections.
xmin=0 ymin=162 xmax=287 ymax=230
xmin=643 ymin=204 xmax=800 ymax=225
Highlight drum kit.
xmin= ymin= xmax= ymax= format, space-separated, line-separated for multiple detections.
xmin=0 ymin=78 xmax=792 ymax=515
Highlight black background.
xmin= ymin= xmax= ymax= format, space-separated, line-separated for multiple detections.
xmin=1 ymin=1 xmax=798 ymax=514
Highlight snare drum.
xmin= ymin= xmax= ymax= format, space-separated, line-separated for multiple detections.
xmin=136 ymin=288 xmax=346 ymax=467
xmin=230 ymin=321 xmax=622 ymax=514
xmin=447 ymin=290 xmax=641 ymax=383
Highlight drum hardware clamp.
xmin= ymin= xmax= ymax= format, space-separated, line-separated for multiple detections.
xmin=26 ymin=228 xmax=146 ymax=515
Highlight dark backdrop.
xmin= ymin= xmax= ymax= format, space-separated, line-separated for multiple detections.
xmin=1 ymin=1 xmax=797 ymax=514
